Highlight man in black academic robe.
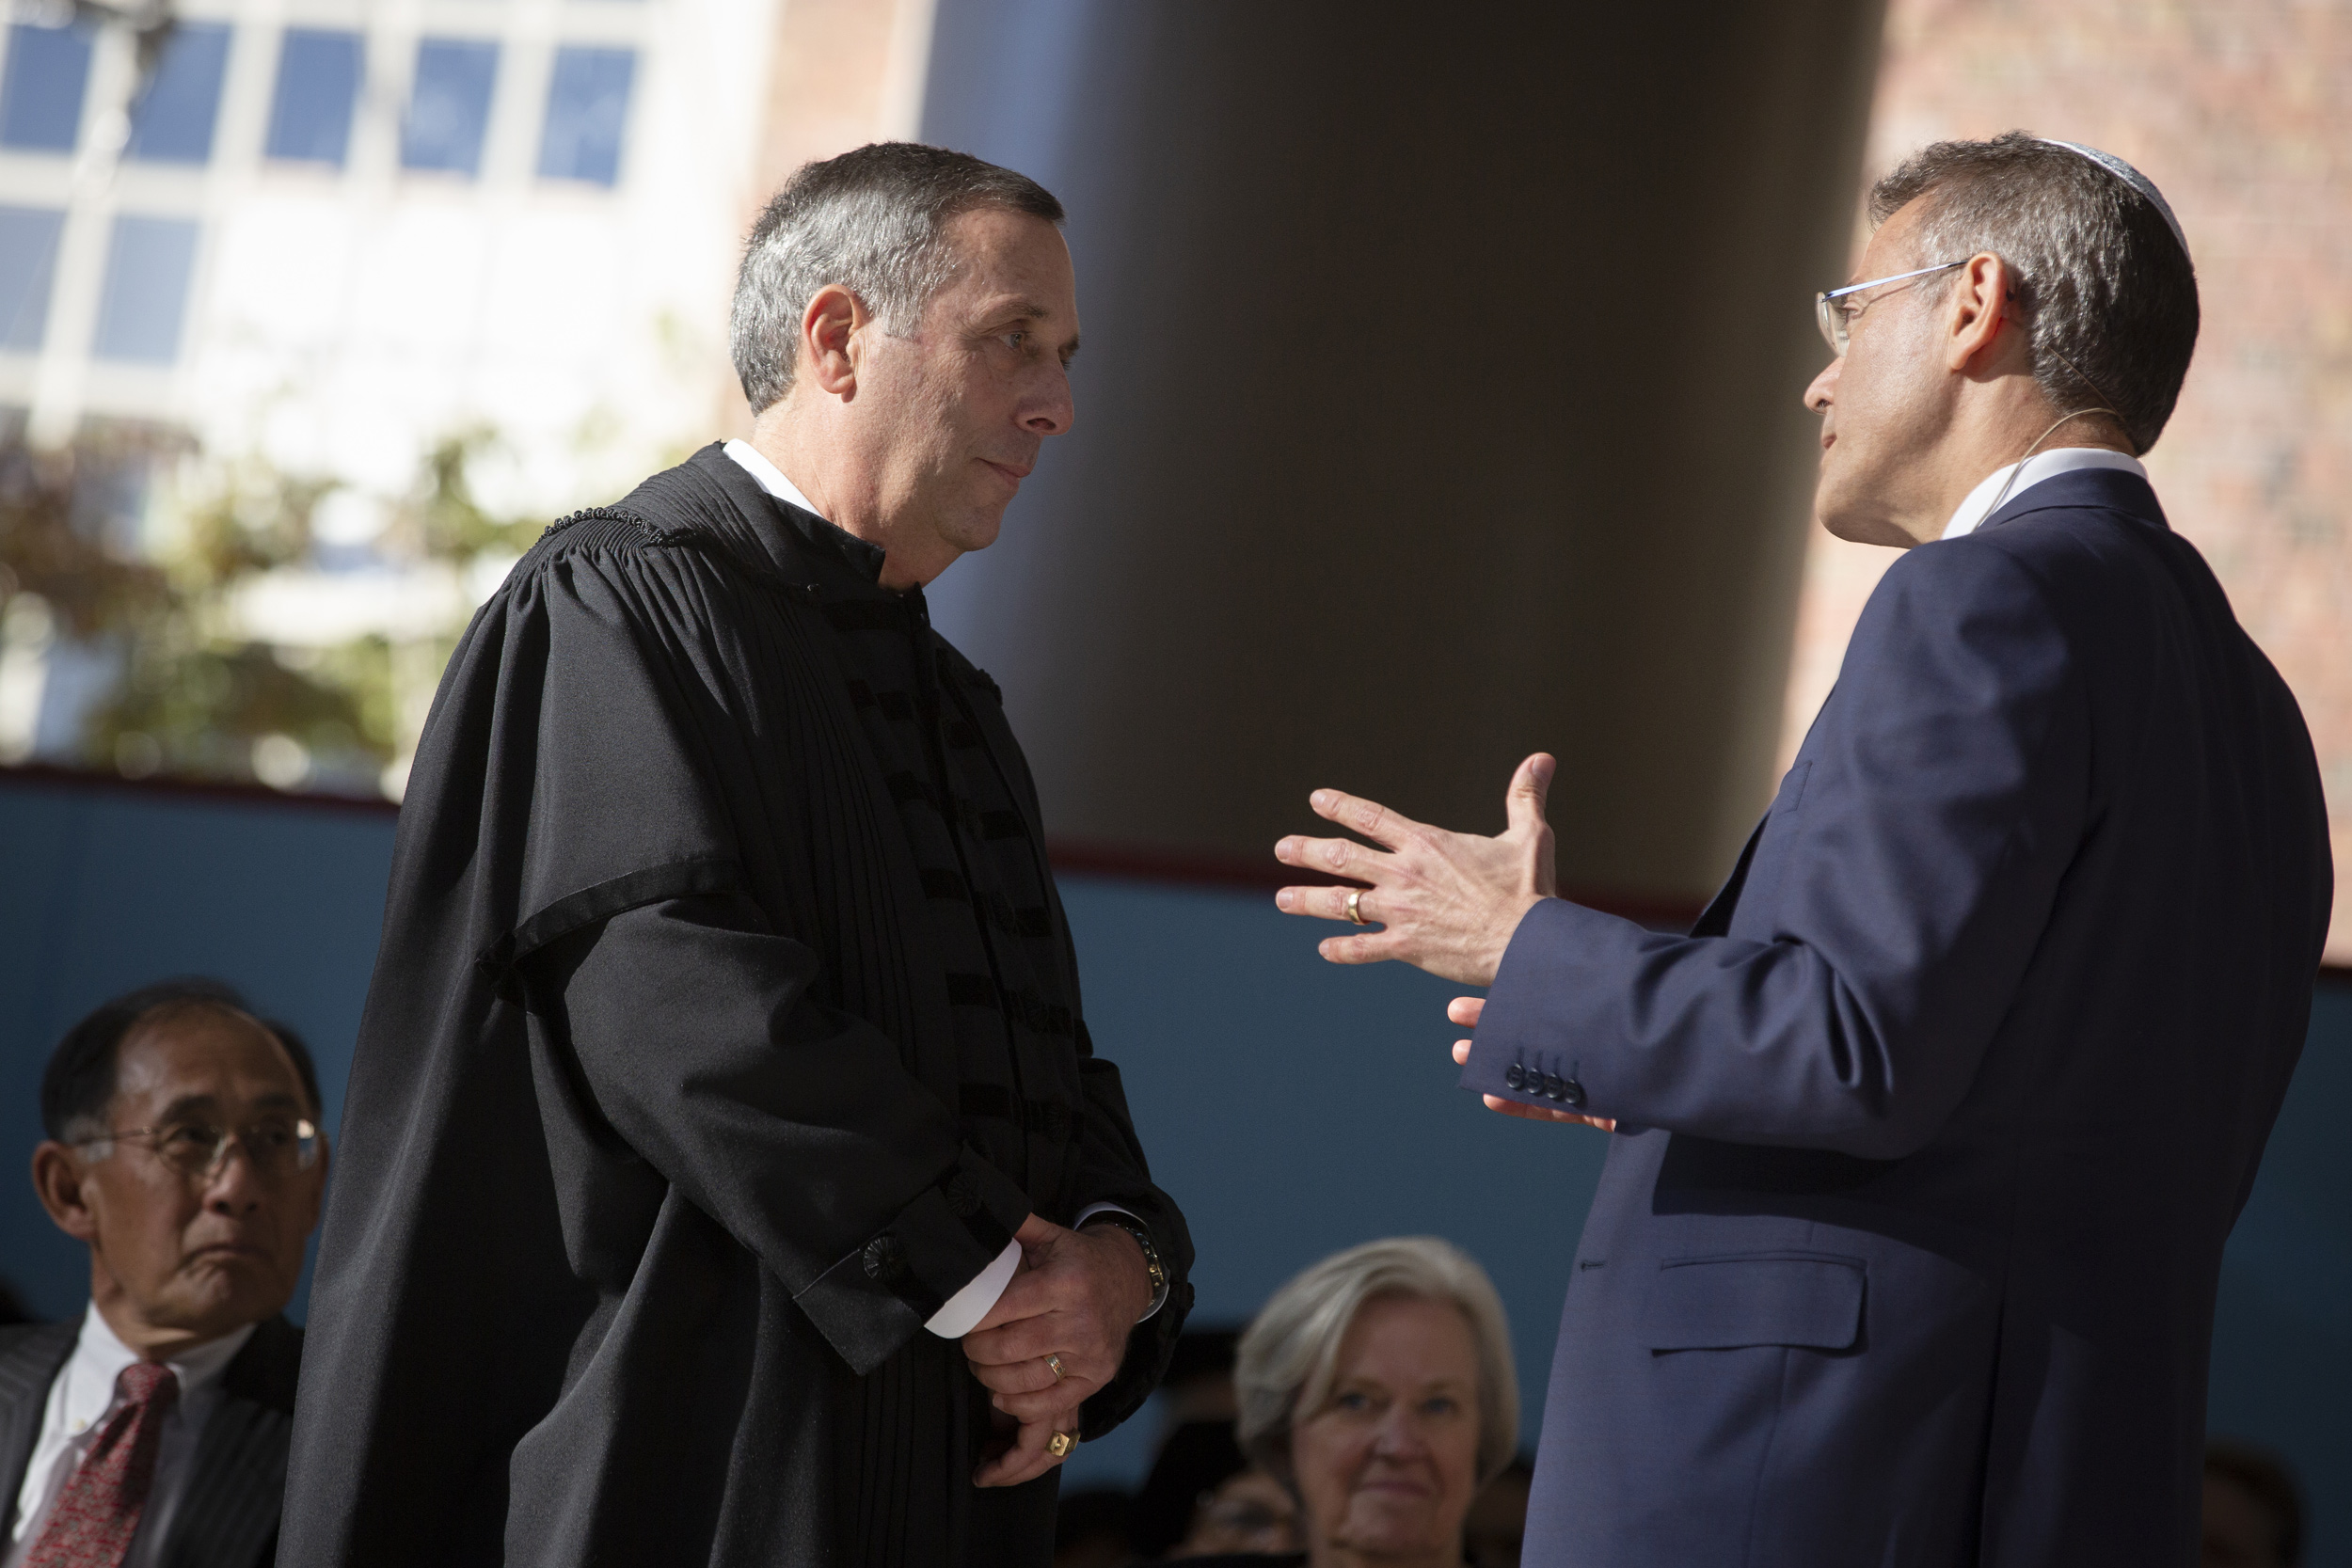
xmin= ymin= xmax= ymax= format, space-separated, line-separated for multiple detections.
xmin=282 ymin=145 xmax=1192 ymax=1568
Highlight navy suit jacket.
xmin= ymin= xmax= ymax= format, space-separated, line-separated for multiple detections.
xmin=1463 ymin=469 xmax=2332 ymax=1567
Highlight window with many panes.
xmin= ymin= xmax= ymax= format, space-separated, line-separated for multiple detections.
xmin=0 ymin=206 xmax=65 ymax=352
xmin=402 ymin=39 xmax=500 ymax=177
xmin=538 ymin=46 xmax=635 ymax=186
xmin=124 ymin=21 xmax=231 ymax=165
xmin=266 ymin=28 xmax=364 ymax=166
xmin=92 ymin=215 xmax=200 ymax=365
xmin=0 ymin=22 xmax=94 ymax=152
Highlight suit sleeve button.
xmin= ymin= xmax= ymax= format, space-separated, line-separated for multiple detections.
xmin=1562 ymin=1079 xmax=1586 ymax=1108
xmin=863 ymin=1235 xmax=909 ymax=1285
xmin=944 ymin=1174 xmax=982 ymax=1218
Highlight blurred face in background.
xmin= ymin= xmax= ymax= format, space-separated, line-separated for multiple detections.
xmin=1288 ymin=1293 xmax=1484 ymax=1568
xmin=2201 ymin=1472 xmax=2291 ymax=1568
xmin=1173 ymin=1467 xmax=1301 ymax=1560
xmin=33 ymin=1006 xmax=326 ymax=1353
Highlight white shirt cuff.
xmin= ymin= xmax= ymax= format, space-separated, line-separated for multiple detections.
xmin=1074 ymin=1203 xmax=1164 ymax=1323
xmin=922 ymin=1207 xmax=1161 ymax=1338
xmin=924 ymin=1238 xmax=1022 ymax=1338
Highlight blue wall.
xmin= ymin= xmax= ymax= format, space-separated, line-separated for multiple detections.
xmin=2 ymin=771 xmax=2344 ymax=1559
xmin=0 ymin=776 xmax=390 ymax=1323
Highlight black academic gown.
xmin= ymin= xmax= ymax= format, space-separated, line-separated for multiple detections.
xmin=280 ymin=445 xmax=1193 ymax=1568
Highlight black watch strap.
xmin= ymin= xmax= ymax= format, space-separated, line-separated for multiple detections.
xmin=1080 ymin=1212 xmax=1168 ymax=1322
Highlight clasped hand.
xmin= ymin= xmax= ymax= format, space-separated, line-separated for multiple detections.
xmin=961 ymin=1213 xmax=1150 ymax=1488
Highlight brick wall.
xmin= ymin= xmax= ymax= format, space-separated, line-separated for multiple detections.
xmin=1783 ymin=0 xmax=2352 ymax=960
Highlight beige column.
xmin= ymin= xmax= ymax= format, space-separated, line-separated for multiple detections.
xmin=919 ymin=0 xmax=1888 ymax=909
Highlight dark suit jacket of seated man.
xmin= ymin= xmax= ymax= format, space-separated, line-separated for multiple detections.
xmin=3 ymin=980 xmax=325 ymax=1568
xmin=1274 ymin=135 xmax=2332 ymax=1567
xmin=280 ymin=144 xmax=1193 ymax=1568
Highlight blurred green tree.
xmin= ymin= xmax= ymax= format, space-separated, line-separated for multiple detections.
xmin=0 ymin=427 xmax=172 ymax=641
xmin=0 ymin=425 xmax=546 ymax=796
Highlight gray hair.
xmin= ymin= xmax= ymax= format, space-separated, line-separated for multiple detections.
xmin=1235 ymin=1237 xmax=1519 ymax=1487
xmin=728 ymin=141 xmax=1064 ymax=414
xmin=1869 ymin=131 xmax=2200 ymax=455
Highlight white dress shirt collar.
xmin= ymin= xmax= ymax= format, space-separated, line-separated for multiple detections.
xmin=6 ymin=1306 xmax=257 ymax=1568
xmin=1941 ymin=446 xmax=2146 ymax=541
xmin=55 ymin=1304 xmax=252 ymax=1434
xmin=722 ymin=438 xmax=827 ymax=521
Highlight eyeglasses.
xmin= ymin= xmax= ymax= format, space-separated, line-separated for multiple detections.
xmin=72 ymin=1117 xmax=321 ymax=1180
xmin=1815 ymin=260 xmax=1966 ymax=356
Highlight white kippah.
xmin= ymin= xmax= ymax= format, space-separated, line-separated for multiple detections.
xmin=2036 ymin=138 xmax=2190 ymax=262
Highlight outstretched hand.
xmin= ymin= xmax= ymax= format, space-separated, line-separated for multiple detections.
xmin=1447 ymin=996 xmax=1615 ymax=1131
xmin=1273 ymin=753 xmax=1559 ymax=986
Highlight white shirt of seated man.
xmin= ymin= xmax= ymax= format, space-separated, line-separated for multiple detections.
xmin=6 ymin=1308 xmax=252 ymax=1568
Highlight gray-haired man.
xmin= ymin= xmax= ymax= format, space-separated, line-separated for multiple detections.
xmin=1276 ymin=133 xmax=2328 ymax=1563
xmin=282 ymin=143 xmax=1192 ymax=1568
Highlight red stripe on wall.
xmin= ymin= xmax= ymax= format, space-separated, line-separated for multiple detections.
xmin=5 ymin=763 xmax=2344 ymax=983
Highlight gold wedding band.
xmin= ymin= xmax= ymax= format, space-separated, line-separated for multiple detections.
xmin=1045 ymin=1354 xmax=1066 ymax=1382
xmin=1344 ymin=888 xmax=1371 ymax=926
xmin=1047 ymin=1431 xmax=1077 ymax=1459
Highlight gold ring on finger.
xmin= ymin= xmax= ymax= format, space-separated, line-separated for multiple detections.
xmin=1047 ymin=1431 xmax=1077 ymax=1458
xmin=1045 ymin=1353 xmax=1066 ymax=1381
xmin=1344 ymin=888 xmax=1371 ymax=926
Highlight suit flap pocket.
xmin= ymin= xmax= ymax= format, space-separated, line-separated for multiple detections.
xmin=1645 ymin=1253 xmax=1864 ymax=1352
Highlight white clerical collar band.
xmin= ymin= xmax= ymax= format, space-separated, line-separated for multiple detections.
xmin=2036 ymin=138 xmax=2190 ymax=262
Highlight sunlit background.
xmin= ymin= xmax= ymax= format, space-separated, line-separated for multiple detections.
xmin=1787 ymin=0 xmax=2352 ymax=965
xmin=0 ymin=0 xmax=859 ymax=797
xmin=0 ymin=0 xmax=2346 ymax=1557
xmin=2 ymin=0 xmax=2343 ymax=956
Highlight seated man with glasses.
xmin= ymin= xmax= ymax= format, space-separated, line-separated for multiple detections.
xmin=2 ymin=978 xmax=326 ymax=1568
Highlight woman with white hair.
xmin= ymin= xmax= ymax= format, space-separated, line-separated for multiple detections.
xmin=1193 ymin=1237 xmax=1519 ymax=1567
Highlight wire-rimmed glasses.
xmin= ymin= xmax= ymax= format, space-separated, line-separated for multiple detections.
xmin=72 ymin=1117 xmax=322 ymax=1180
xmin=1816 ymin=260 xmax=1967 ymax=356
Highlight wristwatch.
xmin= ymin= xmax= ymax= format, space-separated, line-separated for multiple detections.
xmin=1079 ymin=1211 xmax=1168 ymax=1322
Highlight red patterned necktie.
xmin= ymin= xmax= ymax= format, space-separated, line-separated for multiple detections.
xmin=23 ymin=1360 xmax=181 ymax=1568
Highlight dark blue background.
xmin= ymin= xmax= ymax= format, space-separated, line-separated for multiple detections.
xmin=2 ymin=771 xmax=2344 ymax=1558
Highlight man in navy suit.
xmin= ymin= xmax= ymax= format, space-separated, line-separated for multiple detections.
xmin=1274 ymin=133 xmax=2332 ymax=1565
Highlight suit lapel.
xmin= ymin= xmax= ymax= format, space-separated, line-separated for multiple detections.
xmin=0 ymin=1323 xmax=77 ymax=1538
xmin=160 ymin=1317 xmax=300 ymax=1568
xmin=1690 ymin=468 xmax=2160 ymax=948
